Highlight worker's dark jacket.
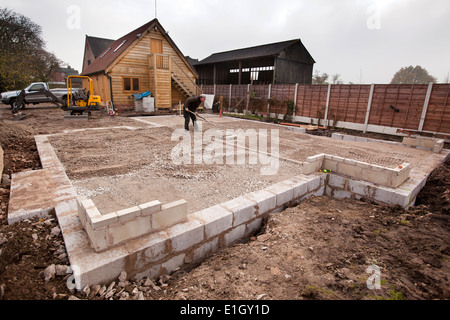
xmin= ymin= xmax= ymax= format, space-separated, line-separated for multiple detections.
xmin=184 ymin=96 xmax=203 ymax=112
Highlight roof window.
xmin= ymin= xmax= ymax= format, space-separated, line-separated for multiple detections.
xmin=113 ymin=40 xmax=127 ymax=53
xmin=99 ymin=47 xmax=111 ymax=58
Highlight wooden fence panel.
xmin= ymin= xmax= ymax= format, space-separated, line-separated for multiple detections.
xmin=328 ymin=85 xmax=370 ymax=124
xmin=368 ymin=84 xmax=428 ymax=130
xmin=295 ymin=85 xmax=328 ymax=119
xmin=423 ymin=84 xmax=450 ymax=134
xmin=203 ymin=83 xmax=450 ymax=134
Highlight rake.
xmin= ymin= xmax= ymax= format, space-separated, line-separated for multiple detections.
xmin=186 ymin=109 xmax=220 ymax=128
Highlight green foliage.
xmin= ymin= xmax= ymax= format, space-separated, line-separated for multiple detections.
xmin=0 ymin=7 xmax=61 ymax=92
xmin=283 ymin=99 xmax=295 ymax=122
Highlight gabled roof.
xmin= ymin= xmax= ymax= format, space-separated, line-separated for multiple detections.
xmin=196 ymin=39 xmax=315 ymax=65
xmin=86 ymin=36 xmax=115 ymax=58
xmin=82 ymin=19 xmax=197 ymax=77
xmin=185 ymin=56 xmax=199 ymax=67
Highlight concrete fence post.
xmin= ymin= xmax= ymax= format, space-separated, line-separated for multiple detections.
xmin=229 ymin=84 xmax=232 ymax=111
xmin=418 ymin=82 xmax=434 ymax=132
xmin=293 ymin=83 xmax=299 ymax=119
xmin=364 ymin=84 xmax=375 ymax=133
xmin=323 ymin=84 xmax=332 ymax=126
xmin=267 ymin=84 xmax=272 ymax=114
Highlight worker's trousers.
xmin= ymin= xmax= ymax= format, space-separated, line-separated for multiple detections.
xmin=184 ymin=110 xmax=198 ymax=131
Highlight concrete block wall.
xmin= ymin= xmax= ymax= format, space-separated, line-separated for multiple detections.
xmin=128 ymin=173 xmax=325 ymax=282
xmin=77 ymin=197 xmax=187 ymax=252
xmin=301 ymin=153 xmax=411 ymax=188
xmin=28 ymin=130 xmax=450 ymax=290
xmin=325 ymin=174 xmax=413 ymax=208
xmin=402 ymin=136 xmax=444 ymax=153
xmin=68 ymin=174 xmax=325 ymax=288
xmin=332 ymin=133 xmax=444 ymax=154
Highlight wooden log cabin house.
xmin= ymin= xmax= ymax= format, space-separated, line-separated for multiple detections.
xmin=81 ymin=19 xmax=201 ymax=111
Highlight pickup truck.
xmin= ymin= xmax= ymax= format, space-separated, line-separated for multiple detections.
xmin=1 ymin=82 xmax=77 ymax=108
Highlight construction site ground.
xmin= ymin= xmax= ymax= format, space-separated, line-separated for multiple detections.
xmin=0 ymin=105 xmax=449 ymax=302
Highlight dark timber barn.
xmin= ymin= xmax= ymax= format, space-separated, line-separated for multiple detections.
xmin=194 ymin=39 xmax=315 ymax=85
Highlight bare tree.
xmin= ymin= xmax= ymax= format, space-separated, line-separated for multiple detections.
xmin=313 ymin=71 xmax=344 ymax=85
xmin=390 ymin=66 xmax=437 ymax=85
xmin=0 ymin=8 xmax=61 ymax=92
xmin=312 ymin=70 xmax=329 ymax=85
xmin=443 ymin=72 xmax=450 ymax=84
xmin=331 ymin=73 xmax=343 ymax=84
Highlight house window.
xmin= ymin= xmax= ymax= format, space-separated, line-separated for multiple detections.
xmin=123 ymin=77 xmax=140 ymax=92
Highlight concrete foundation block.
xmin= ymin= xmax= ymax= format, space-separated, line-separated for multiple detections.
xmin=374 ymin=186 xmax=410 ymax=207
xmin=152 ymin=199 xmax=187 ymax=230
xmin=347 ymin=179 xmax=372 ymax=198
xmin=221 ymin=196 xmax=258 ymax=227
xmin=86 ymin=206 xmax=102 ymax=224
xmin=313 ymin=185 xmax=326 ymax=197
xmin=191 ymin=205 xmax=232 ymax=239
xmin=246 ymin=218 xmax=263 ymax=236
xmin=287 ymin=127 xmax=306 ymax=133
xmin=281 ymin=177 xmax=309 ymax=199
xmin=306 ymin=176 xmax=322 ymax=193
xmin=325 ymin=186 xmax=333 ymax=197
xmin=402 ymin=137 xmax=416 ymax=147
xmin=306 ymin=154 xmax=325 ymax=163
xmin=323 ymin=159 xmax=338 ymax=172
xmin=167 ymin=218 xmax=204 ymax=253
xmin=330 ymin=155 xmax=346 ymax=163
xmin=355 ymin=161 xmax=371 ymax=170
xmin=244 ymin=189 xmax=277 ymax=215
xmin=362 ymin=168 xmax=392 ymax=187
xmin=134 ymin=231 xmax=170 ymax=263
xmin=331 ymin=133 xmax=344 ymax=140
xmin=116 ymin=206 xmax=141 ymax=223
xmin=434 ymin=140 xmax=444 ymax=153
xmin=328 ymin=174 xmax=347 ymax=189
xmin=333 ymin=190 xmax=352 ymax=200
xmin=162 ymin=253 xmax=186 ymax=275
xmin=135 ymin=265 xmax=162 ymax=284
xmin=107 ymin=215 xmax=152 ymax=250
xmin=342 ymin=135 xmax=355 ymax=141
xmin=339 ymin=163 xmax=363 ymax=179
xmin=223 ymin=224 xmax=246 ymax=247
xmin=264 ymin=182 xmax=294 ymax=207
xmin=193 ymin=237 xmax=219 ymax=262
xmin=139 ymin=201 xmax=162 ymax=216
xmin=90 ymin=212 xmax=118 ymax=230
xmin=77 ymin=198 xmax=88 ymax=228
xmin=85 ymin=223 xmax=109 ymax=253
xmin=416 ymin=137 xmax=436 ymax=149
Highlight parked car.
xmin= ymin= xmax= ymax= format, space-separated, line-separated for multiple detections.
xmin=1 ymin=82 xmax=77 ymax=109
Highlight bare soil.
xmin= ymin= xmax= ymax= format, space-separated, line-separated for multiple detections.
xmin=0 ymin=105 xmax=449 ymax=302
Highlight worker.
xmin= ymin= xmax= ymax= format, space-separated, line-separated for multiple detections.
xmin=184 ymin=95 xmax=205 ymax=131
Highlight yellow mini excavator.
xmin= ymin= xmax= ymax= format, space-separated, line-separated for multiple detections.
xmin=62 ymin=75 xmax=102 ymax=115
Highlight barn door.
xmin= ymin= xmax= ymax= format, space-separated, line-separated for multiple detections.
xmin=151 ymin=38 xmax=163 ymax=69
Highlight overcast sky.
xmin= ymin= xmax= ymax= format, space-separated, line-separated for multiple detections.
xmin=1 ymin=0 xmax=449 ymax=84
